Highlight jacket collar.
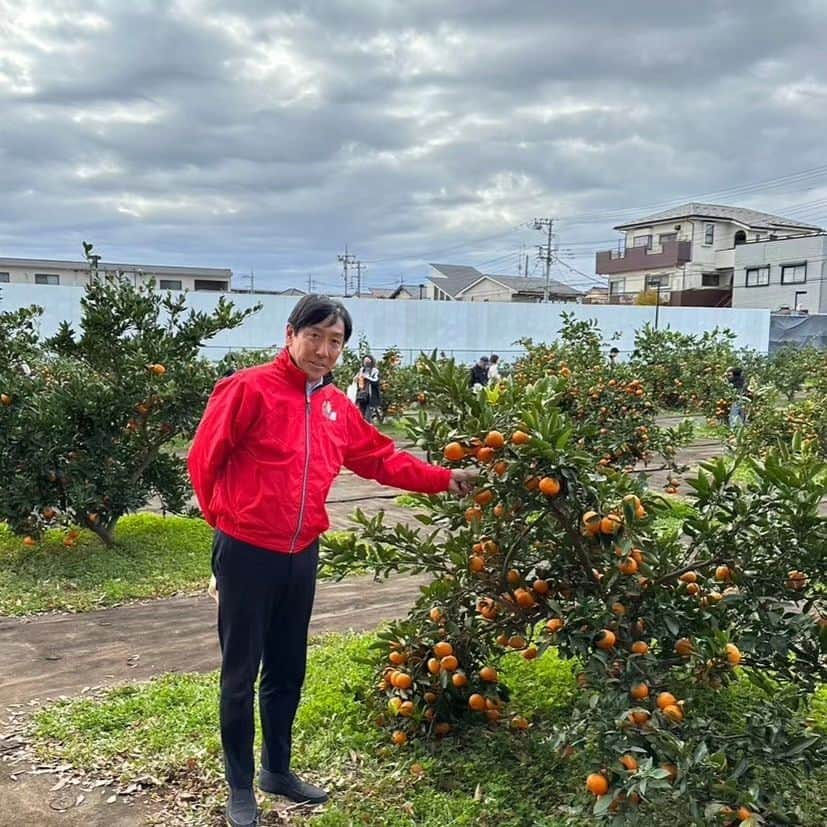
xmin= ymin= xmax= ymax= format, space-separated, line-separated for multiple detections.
xmin=274 ymin=347 xmax=335 ymax=391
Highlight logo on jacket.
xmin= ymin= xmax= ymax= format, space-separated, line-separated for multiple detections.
xmin=322 ymin=400 xmax=337 ymax=421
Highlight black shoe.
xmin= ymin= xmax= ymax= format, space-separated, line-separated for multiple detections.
xmin=258 ymin=768 xmax=328 ymax=804
xmin=224 ymin=787 xmax=259 ymax=826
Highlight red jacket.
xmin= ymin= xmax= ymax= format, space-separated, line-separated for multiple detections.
xmin=188 ymin=349 xmax=452 ymax=553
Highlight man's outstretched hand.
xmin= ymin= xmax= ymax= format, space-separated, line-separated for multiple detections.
xmin=448 ymin=468 xmax=478 ymax=496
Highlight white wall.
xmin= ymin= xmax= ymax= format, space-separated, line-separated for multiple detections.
xmin=0 ymin=283 xmax=773 ymax=361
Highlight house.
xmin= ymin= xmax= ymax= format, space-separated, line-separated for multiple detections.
xmin=369 ymin=284 xmax=426 ymax=299
xmin=427 ymin=264 xmax=583 ymax=302
xmin=582 ymin=285 xmax=609 ymax=305
xmin=732 ymin=233 xmax=827 ymax=313
xmin=595 ymin=204 xmax=822 ymax=307
xmin=0 ymin=256 xmax=232 ymax=292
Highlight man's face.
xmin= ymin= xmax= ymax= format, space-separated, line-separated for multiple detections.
xmin=286 ymin=318 xmax=346 ymax=381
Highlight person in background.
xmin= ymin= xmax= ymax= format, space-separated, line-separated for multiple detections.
xmin=469 ymin=355 xmax=489 ymax=389
xmin=487 ymin=354 xmax=501 ymax=385
xmin=726 ymin=365 xmax=750 ymax=427
xmin=354 ymin=354 xmax=380 ymax=420
xmin=189 ymin=294 xmax=477 ymax=827
xmin=608 ymin=346 xmax=620 ymax=367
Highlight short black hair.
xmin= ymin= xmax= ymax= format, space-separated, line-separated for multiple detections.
xmin=490 ymin=354 xmax=499 ymax=363
xmin=609 ymin=347 xmax=619 ymax=355
xmin=288 ymin=294 xmax=352 ymax=342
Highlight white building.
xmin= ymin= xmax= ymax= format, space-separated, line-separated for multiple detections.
xmin=595 ymin=204 xmax=822 ymax=307
xmin=0 ymin=256 xmax=232 ymax=292
xmin=732 ymin=233 xmax=827 ymax=313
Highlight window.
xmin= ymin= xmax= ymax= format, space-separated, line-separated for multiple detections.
xmin=609 ymin=279 xmax=625 ymax=299
xmin=781 ymin=263 xmax=806 ymax=284
xmin=745 ymin=266 xmax=770 ymax=287
xmin=645 ymin=275 xmax=667 ymax=290
xmin=194 ymin=279 xmax=227 ymax=291
xmin=35 ymin=273 xmax=59 ymax=285
xmin=633 ymin=234 xmax=652 ymax=249
xmin=701 ymin=273 xmax=720 ymax=287
xmin=159 ymin=279 xmax=183 ymax=290
xmin=0 ymin=272 xmax=9 ymax=283
xmin=658 ymin=232 xmax=677 ymax=245
xmin=704 ymin=223 xmax=715 ymax=244
xmin=794 ymin=291 xmax=808 ymax=312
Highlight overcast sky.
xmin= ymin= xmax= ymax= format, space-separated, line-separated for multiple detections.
xmin=2 ymin=0 xmax=827 ymax=294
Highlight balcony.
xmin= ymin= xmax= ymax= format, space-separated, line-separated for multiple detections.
xmin=596 ymin=240 xmax=692 ymax=275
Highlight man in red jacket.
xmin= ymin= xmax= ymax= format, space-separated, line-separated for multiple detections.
xmin=189 ymin=294 xmax=475 ymax=827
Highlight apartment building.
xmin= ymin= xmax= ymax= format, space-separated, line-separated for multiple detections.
xmin=0 ymin=256 xmax=232 ymax=292
xmin=595 ymin=204 xmax=822 ymax=306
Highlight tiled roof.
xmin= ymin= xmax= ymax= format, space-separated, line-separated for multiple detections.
xmin=614 ymin=202 xmax=823 ymax=232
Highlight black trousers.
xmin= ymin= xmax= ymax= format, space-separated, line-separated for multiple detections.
xmin=212 ymin=530 xmax=319 ymax=789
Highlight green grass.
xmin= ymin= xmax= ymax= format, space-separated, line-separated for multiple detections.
xmin=30 ymin=635 xmax=584 ymax=826
xmin=28 ymin=634 xmax=827 ymax=826
xmin=0 ymin=514 xmax=213 ymax=615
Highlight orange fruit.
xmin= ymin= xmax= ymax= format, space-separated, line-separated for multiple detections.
xmin=506 ymin=569 xmax=521 ymax=586
xmin=398 ymin=701 xmax=415 ymax=717
xmin=679 ymin=571 xmax=698 ymax=584
xmin=619 ymin=557 xmax=639 ymax=575
xmin=493 ymin=503 xmax=505 ymax=518
xmin=686 ymin=582 xmax=700 ymax=595
xmin=508 ymin=635 xmax=526 ymax=650
xmin=532 ymin=578 xmax=550 ymax=595
xmin=674 ymin=638 xmax=693 ymax=657
xmin=586 ymin=773 xmax=609 ymax=796
xmin=725 ymin=643 xmax=742 ymax=665
xmin=630 ymin=641 xmax=649 ymax=655
xmin=715 ymin=565 xmax=732 ymax=582
xmin=427 ymin=657 xmax=441 ymax=675
xmin=391 ymin=730 xmax=407 ymax=745
xmin=451 ymin=671 xmax=467 ymax=687
xmin=477 ymin=446 xmax=496 ymax=463
xmin=538 ymin=477 xmax=561 ymax=497
xmin=468 ymin=693 xmax=486 ymax=712
xmin=630 ymin=682 xmax=649 ymax=701
xmin=661 ymin=763 xmax=678 ymax=783
xmin=662 ymin=703 xmax=684 ymax=723
xmin=600 ymin=514 xmax=622 ymax=535
xmin=389 ymin=650 xmax=406 ymax=665
xmin=786 ymin=570 xmax=807 ymax=590
xmin=150 ymin=363 xmax=166 ymax=376
xmin=23 ymin=536 xmax=37 ymax=547
xmin=479 ymin=666 xmax=498 ymax=683
xmin=469 ymin=555 xmax=485 ymax=572
xmin=595 ymin=629 xmax=616 ymax=650
xmin=440 ymin=655 xmax=459 ymax=672
xmin=522 ymin=646 xmax=538 ymax=660
xmin=619 ymin=754 xmax=639 ymax=772
xmin=737 ymin=807 xmax=752 ymax=821
xmin=524 ymin=475 xmax=540 ymax=491
xmin=546 ymin=618 xmax=564 ymax=634
xmin=423 ymin=691 xmax=437 ymax=704
xmin=434 ymin=722 xmax=451 ymax=736
xmin=511 ymin=430 xmax=531 ymax=445
xmin=611 ymin=602 xmax=626 ymax=616
xmin=656 ymin=692 xmax=677 ymax=710
xmin=474 ymin=489 xmax=494 ymax=507
xmin=515 ymin=588 xmax=536 ymax=609
xmin=443 ymin=442 xmax=465 ymax=462
xmin=395 ymin=673 xmax=413 ymax=690
xmin=510 ymin=715 xmax=529 ymax=730
xmin=493 ymin=460 xmax=508 ymax=477
xmin=0 ymin=393 xmax=12 ymax=406
xmin=429 ymin=607 xmax=443 ymax=623
xmin=484 ymin=430 xmax=505 ymax=449
xmin=629 ymin=709 xmax=650 ymax=726
xmin=485 ymin=708 xmax=501 ymax=722
xmin=433 ymin=641 xmax=453 ymax=658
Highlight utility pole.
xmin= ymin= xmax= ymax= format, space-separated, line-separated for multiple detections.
xmin=654 ymin=279 xmax=662 ymax=330
xmin=534 ymin=217 xmax=554 ymax=302
xmin=306 ymin=273 xmax=315 ymax=293
xmin=242 ymin=268 xmax=255 ymax=293
xmin=354 ymin=260 xmax=366 ymax=298
xmin=337 ymin=246 xmax=356 ymax=297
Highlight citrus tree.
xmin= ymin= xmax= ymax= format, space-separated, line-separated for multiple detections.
xmin=0 ymin=274 xmax=258 ymax=547
xmin=323 ymin=357 xmax=826 ymax=825
xmin=629 ymin=325 xmax=742 ymax=414
xmin=511 ymin=314 xmax=692 ymax=469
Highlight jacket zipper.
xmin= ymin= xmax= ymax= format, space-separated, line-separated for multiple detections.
xmin=289 ymin=388 xmax=313 ymax=553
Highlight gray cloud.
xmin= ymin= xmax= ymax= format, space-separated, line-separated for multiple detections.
xmin=1 ymin=0 xmax=826 ymax=293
